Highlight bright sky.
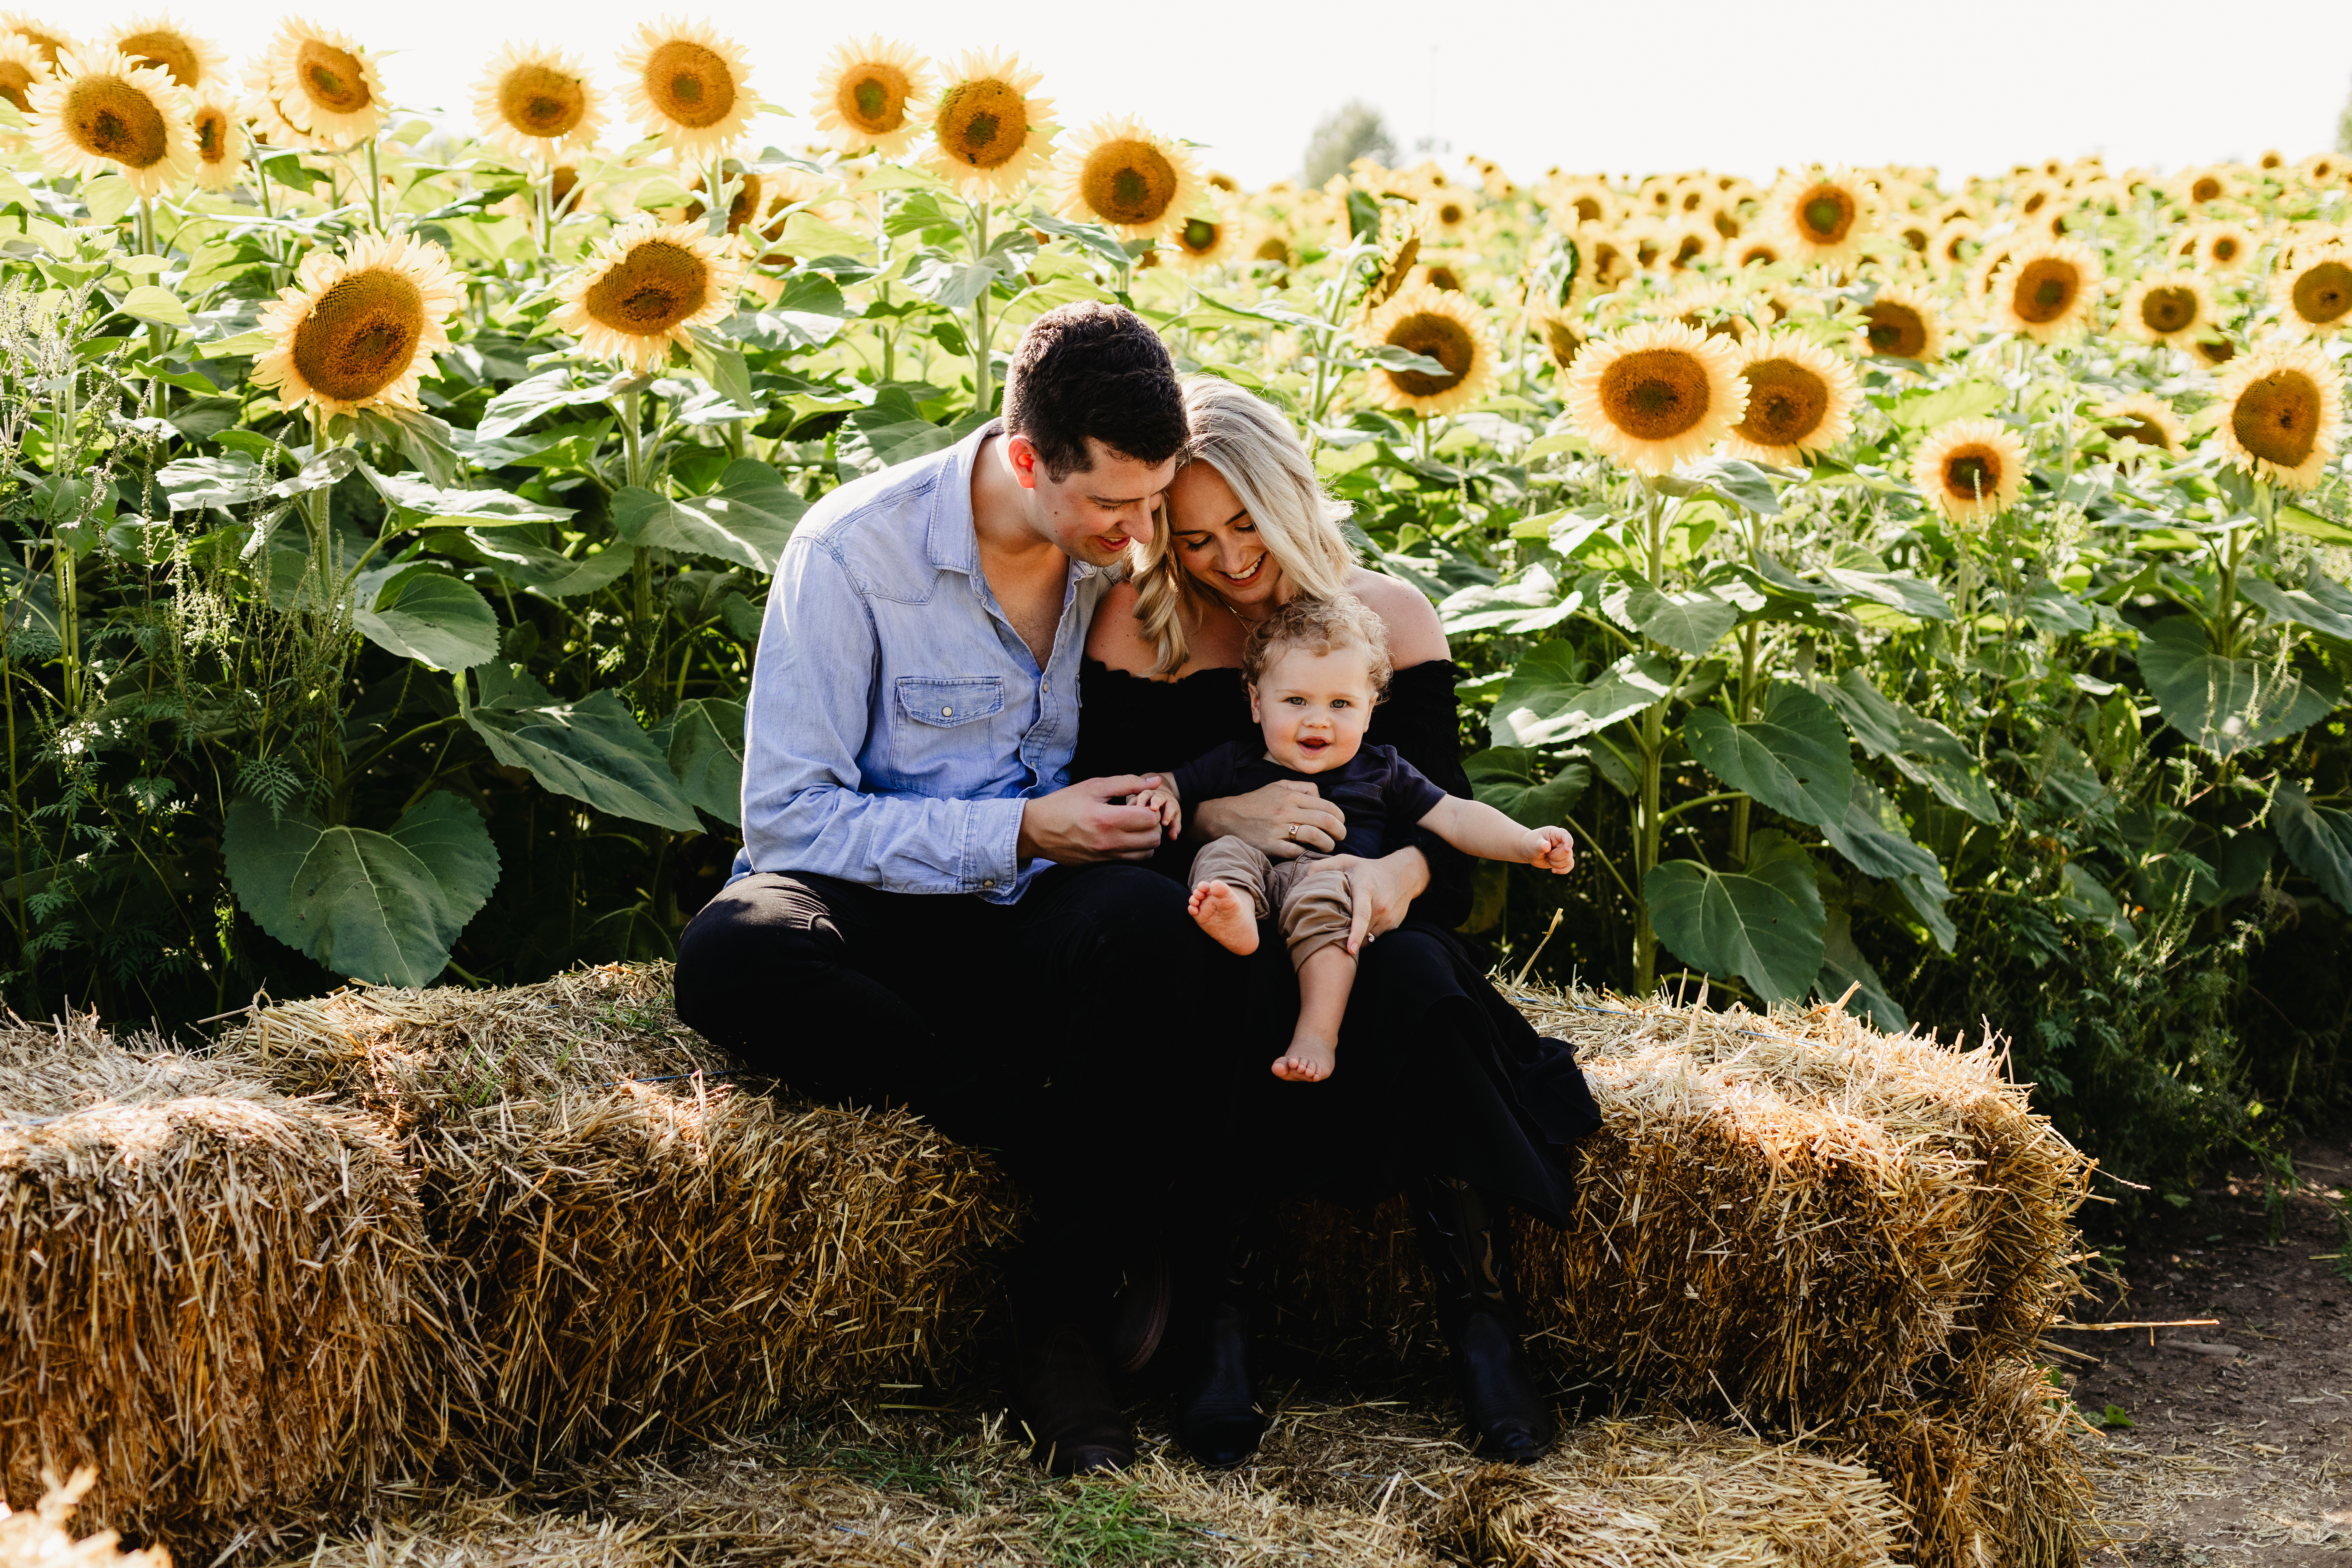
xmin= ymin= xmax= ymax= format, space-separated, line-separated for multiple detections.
xmin=74 ymin=0 xmax=2352 ymax=188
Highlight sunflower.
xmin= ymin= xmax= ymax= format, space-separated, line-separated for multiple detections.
xmin=188 ymin=94 xmax=238 ymax=189
xmin=1988 ymin=237 xmax=2099 ymax=342
xmin=1364 ymin=214 xmax=1422 ymax=311
xmin=1536 ymin=308 xmax=1584 ymax=372
xmin=472 ymin=42 xmax=603 ymax=159
xmin=2114 ymin=268 xmax=2213 ymax=350
xmin=1418 ymin=261 xmax=1465 ymax=293
xmin=2188 ymin=221 xmax=2254 ymax=273
xmin=0 ymin=13 xmax=67 ymax=67
xmin=1565 ymin=318 xmax=1748 ymax=476
xmin=2213 ymin=339 xmax=2344 ymax=490
xmin=1422 ymin=188 xmax=1475 ymax=240
xmin=1858 ymin=280 xmax=1949 ymax=362
xmin=255 ymin=18 xmax=381 ymax=147
xmin=1761 ymin=167 xmax=1881 ymax=269
xmin=1732 ymin=237 xmax=1781 ymax=269
xmin=2091 ymin=394 xmax=2186 ymax=457
xmin=810 ymin=35 xmax=929 ymax=157
xmin=104 ymin=15 xmax=222 ymax=92
xmin=1672 ymin=281 xmax=1754 ymax=344
xmin=254 ymin=231 xmax=461 ymax=417
xmin=1662 ymin=218 xmax=1716 ymax=271
xmin=244 ymin=84 xmax=308 ymax=149
xmin=616 ymin=17 xmax=754 ymax=159
xmin=1931 ymin=217 xmax=1979 ymax=272
xmin=0 ymin=32 xmax=43 ymax=112
xmin=1166 ymin=196 xmax=1239 ymax=270
xmin=2190 ymin=333 xmax=2238 ymax=368
xmin=2178 ymin=165 xmax=2242 ymax=207
xmin=1726 ymin=332 xmax=1858 ymax=463
xmin=551 ymin=216 xmax=742 ymax=371
xmin=1053 ymin=114 xmax=1201 ymax=241
xmin=1911 ymin=416 xmax=2026 ymax=524
xmin=2299 ymin=154 xmax=2347 ymax=191
xmin=28 ymin=49 xmax=193 ymax=196
xmin=926 ymin=48 xmax=1052 ymax=198
xmin=2276 ymin=244 xmax=2352 ymax=338
xmin=1359 ymin=282 xmax=1496 ymax=418
xmin=1551 ymin=176 xmax=1613 ymax=226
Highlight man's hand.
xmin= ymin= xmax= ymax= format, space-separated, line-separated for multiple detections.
xmin=1188 ymin=779 xmax=1347 ymax=858
xmin=1525 ymin=826 xmax=1575 ymax=873
xmin=1019 ymin=775 xmax=1170 ymax=863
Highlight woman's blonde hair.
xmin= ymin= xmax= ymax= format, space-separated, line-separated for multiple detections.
xmin=1131 ymin=375 xmax=1357 ymax=676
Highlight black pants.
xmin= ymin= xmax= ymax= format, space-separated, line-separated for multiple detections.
xmin=674 ymin=864 xmax=1261 ymax=1288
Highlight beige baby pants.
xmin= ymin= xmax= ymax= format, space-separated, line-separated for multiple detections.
xmin=1191 ymin=835 xmax=1355 ymax=969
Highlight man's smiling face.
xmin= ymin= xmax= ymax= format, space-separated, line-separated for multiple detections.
xmin=1016 ymin=434 xmax=1178 ymax=567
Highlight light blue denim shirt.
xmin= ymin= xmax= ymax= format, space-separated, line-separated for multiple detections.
xmin=732 ymin=420 xmax=1106 ymax=904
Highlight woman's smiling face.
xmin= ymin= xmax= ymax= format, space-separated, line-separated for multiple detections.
xmin=1165 ymin=461 xmax=1283 ymax=610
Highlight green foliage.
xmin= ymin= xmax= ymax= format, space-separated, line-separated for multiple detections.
xmin=1302 ymin=101 xmax=1397 ymax=190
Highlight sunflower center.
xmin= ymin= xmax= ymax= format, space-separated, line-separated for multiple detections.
xmin=1440 ymin=202 xmax=1463 ymax=225
xmin=1734 ymin=360 xmax=1829 ymax=449
xmin=2104 ymin=417 xmax=2166 ymax=448
xmin=1715 ymin=211 xmax=1741 ymax=239
xmin=1573 ymin=195 xmax=1602 ymax=222
xmin=1797 ymin=186 xmax=1856 ymax=244
xmin=2231 ymin=370 xmax=2320 ymax=468
xmin=296 ymin=38 xmax=372 ymax=115
xmin=194 ymin=105 xmax=230 ymax=164
xmin=63 ymin=76 xmax=169 ymax=169
xmin=2191 ymin=176 xmax=2221 ymax=203
xmin=1180 ymin=217 xmax=1218 ymax=254
xmin=646 ymin=40 xmax=736 ymax=129
xmin=687 ymin=172 xmax=763 ymax=233
xmin=2011 ymin=259 xmax=2079 ymax=324
xmin=2291 ymin=261 xmax=2352 ymax=325
xmin=1671 ymin=234 xmax=1705 ymax=268
xmin=1599 ymin=348 xmax=1712 ymax=440
xmin=2196 ymin=336 xmax=2236 ymax=366
xmin=1384 ymin=312 xmax=1475 ymax=398
xmin=0 ymin=61 xmax=33 ymax=113
xmin=938 ymin=79 xmax=1026 ymax=169
xmin=584 ymin=239 xmax=711 ymax=337
xmin=1942 ymin=450 xmax=1999 ymax=500
xmin=117 ymin=29 xmax=201 ymax=87
xmin=840 ymin=63 xmax=908 ymax=133
xmin=500 ymin=63 xmax=585 ymax=138
xmin=2211 ymin=236 xmax=2239 ymax=264
xmin=1254 ymin=236 xmax=1289 ymax=265
xmin=1426 ymin=265 xmax=1462 ymax=292
xmin=1081 ymin=138 xmax=1178 ymax=227
xmin=2140 ymin=286 xmax=2198 ymax=334
xmin=551 ymin=166 xmax=580 ymax=206
xmin=291 ymin=269 xmax=426 ymax=404
xmin=1863 ymin=301 xmax=1929 ymax=357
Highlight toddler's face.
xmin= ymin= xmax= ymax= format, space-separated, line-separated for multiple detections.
xmin=1249 ymin=643 xmax=1377 ymax=774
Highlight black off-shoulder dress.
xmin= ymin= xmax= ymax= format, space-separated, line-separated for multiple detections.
xmin=1072 ymin=658 xmax=1601 ymax=1225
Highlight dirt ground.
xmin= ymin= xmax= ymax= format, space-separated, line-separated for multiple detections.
xmin=2065 ymin=1130 xmax=2352 ymax=1563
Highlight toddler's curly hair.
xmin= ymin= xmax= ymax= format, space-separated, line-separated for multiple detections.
xmin=1241 ymin=594 xmax=1393 ymax=699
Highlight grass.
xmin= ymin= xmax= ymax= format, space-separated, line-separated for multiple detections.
xmin=1031 ymin=1481 xmax=1205 ymax=1568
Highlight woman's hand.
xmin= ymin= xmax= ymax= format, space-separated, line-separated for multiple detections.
xmin=1187 ymin=780 xmax=1347 ymax=858
xmin=1318 ymin=846 xmax=1432 ymax=953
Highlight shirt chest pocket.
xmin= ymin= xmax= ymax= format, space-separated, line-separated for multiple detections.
xmin=895 ymin=675 xmax=1006 ymax=728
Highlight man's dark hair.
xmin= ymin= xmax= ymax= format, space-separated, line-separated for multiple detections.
xmin=1003 ymin=303 xmax=1186 ymax=481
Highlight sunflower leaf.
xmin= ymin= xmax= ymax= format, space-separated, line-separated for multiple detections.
xmin=2272 ymin=780 xmax=2352 ymax=914
xmin=612 ymin=458 xmax=804 ymax=572
xmin=2136 ymin=615 xmax=2341 ymax=758
xmin=667 ymin=696 xmax=747 ymax=825
xmin=1644 ymin=832 xmax=1826 ymax=1005
xmin=1684 ymin=682 xmax=1853 ymax=830
xmin=353 ymin=564 xmax=500 ymax=672
xmin=1493 ymin=643 xmax=1673 ymax=747
xmin=466 ymin=663 xmax=702 ymax=832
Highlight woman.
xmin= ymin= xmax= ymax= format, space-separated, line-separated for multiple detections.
xmin=1074 ymin=377 xmax=1602 ymax=1468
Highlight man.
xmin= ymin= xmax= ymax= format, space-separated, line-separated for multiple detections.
xmin=675 ymin=303 xmax=1241 ymax=1475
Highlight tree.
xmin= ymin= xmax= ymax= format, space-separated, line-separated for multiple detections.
xmin=2339 ymin=73 xmax=2352 ymax=154
xmin=1303 ymin=101 xmax=1397 ymax=189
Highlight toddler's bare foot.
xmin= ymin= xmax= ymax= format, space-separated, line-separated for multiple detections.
xmin=1188 ymin=880 xmax=1259 ymax=955
xmin=1272 ymin=1033 xmax=1336 ymax=1082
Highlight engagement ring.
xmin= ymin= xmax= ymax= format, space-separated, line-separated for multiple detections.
xmin=1286 ymin=824 xmax=1299 ymax=840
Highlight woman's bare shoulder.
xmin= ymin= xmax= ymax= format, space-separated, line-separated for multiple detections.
xmin=1347 ymin=567 xmax=1451 ymax=665
xmin=1086 ymin=579 xmax=1161 ymax=673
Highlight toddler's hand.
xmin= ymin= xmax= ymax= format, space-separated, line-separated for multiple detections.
xmin=1526 ymin=825 xmax=1575 ymax=873
xmin=1131 ymin=781 xmax=1181 ymax=835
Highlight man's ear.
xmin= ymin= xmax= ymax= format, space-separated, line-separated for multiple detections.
xmin=1004 ymin=432 xmax=1043 ymax=492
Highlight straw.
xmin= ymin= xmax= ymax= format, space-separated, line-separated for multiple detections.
xmin=0 ymin=1469 xmax=171 ymax=1568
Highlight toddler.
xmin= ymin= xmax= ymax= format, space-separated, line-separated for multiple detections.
xmin=1138 ymin=595 xmax=1574 ymax=1083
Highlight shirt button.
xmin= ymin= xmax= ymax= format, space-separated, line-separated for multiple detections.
xmin=941 ymin=705 xmax=953 ymax=716
xmin=982 ymin=878 xmax=995 ymax=887
xmin=1042 ymin=680 xmax=1050 ymax=694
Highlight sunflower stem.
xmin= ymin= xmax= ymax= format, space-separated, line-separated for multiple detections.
xmin=1631 ymin=478 xmax=1668 ymax=995
xmin=135 ymin=199 xmax=166 ymax=420
xmin=364 ymin=137 xmax=382 ymax=231
xmin=968 ymin=200 xmax=993 ymax=415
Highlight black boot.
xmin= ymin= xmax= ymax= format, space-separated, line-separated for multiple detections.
xmin=1009 ymin=1252 xmax=1133 ymax=1475
xmin=1410 ymin=1175 xmax=1556 ymax=1463
xmin=1171 ymin=1235 xmax=1267 ymax=1468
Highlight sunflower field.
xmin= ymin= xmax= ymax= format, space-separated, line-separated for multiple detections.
xmin=1 ymin=16 xmax=2348 ymax=1180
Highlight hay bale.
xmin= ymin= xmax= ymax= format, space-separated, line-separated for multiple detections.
xmin=1854 ymin=1356 xmax=2092 ymax=1568
xmin=1435 ymin=1419 xmax=1906 ymax=1568
xmin=516 ymin=1398 xmax=1900 ymax=1568
xmin=0 ymin=1022 xmax=438 ymax=1549
xmin=0 ymin=1469 xmax=170 ymax=1568
xmin=212 ymin=964 xmax=1020 ymax=1475
xmin=255 ymin=1495 xmax=661 ymax=1568
xmin=1275 ymin=987 xmax=2091 ymax=1430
